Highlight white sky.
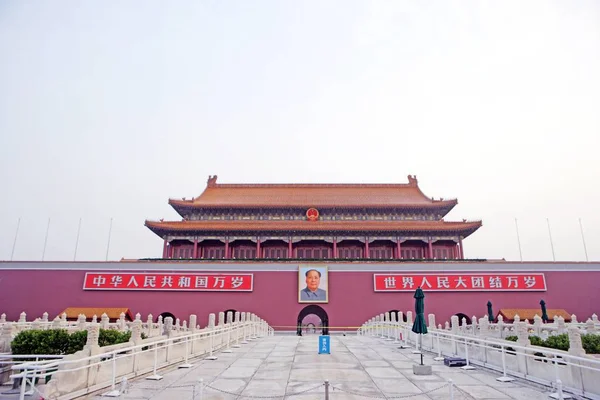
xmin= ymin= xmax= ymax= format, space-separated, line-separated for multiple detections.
xmin=0 ymin=1 xmax=598 ymax=262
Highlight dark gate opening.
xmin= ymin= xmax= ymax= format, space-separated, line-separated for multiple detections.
xmin=224 ymin=309 xmax=238 ymax=323
xmin=297 ymin=305 xmax=329 ymax=336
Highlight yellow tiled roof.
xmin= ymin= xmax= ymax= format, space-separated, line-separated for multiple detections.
xmin=498 ymin=308 xmax=571 ymax=321
xmin=58 ymin=307 xmax=133 ymax=321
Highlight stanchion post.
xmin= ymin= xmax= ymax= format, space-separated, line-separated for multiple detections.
xmin=19 ymin=368 xmax=28 ymax=400
xmin=461 ymin=337 xmax=475 ymax=370
xmin=496 ymin=345 xmax=514 ymax=382
xmin=146 ymin=344 xmax=163 ymax=380
xmin=449 ymin=378 xmax=454 ymax=400
xmin=324 ymin=379 xmax=330 ymax=400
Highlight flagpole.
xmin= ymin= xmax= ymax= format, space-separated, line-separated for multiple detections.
xmin=42 ymin=218 xmax=51 ymax=261
xmin=73 ymin=218 xmax=82 ymax=261
xmin=105 ymin=218 xmax=113 ymax=261
xmin=579 ymin=218 xmax=589 ymax=262
xmin=10 ymin=217 xmax=21 ymax=261
xmin=546 ymin=218 xmax=555 ymax=262
xmin=514 ymin=218 xmax=523 ymax=262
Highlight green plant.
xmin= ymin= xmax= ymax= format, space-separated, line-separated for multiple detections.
xmin=543 ymin=334 xmax=570 ymax=351
xmin=582 ymin=334 xmax=600 ymax=354
xmin=11 ymin=329 xmax=136 ymax=356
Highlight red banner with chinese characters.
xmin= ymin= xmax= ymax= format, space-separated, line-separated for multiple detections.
xmin=83 ymin=273 xmax=253 ymax=291
xmin=374 ymin=273 xmax=546 ymax=292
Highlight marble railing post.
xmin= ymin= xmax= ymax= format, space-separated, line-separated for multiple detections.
xmin=147 ymin=314 xmax=154 ymax=336
xmin=533 ymin=315 xmax=542 ymax=336
xmin=450 ymin=315 xmax=459 ymax=354
xmin=100 ymin=313 xmax=110 ymax=330
xmin=189 ymin=315 xmax=197 ymax=332
xmin=131 ymin=320 xmax=143 ymax=344
xmin=77 ymin=314 xmax=87 ymax=331
xmin=428 ymin=314 xmax=436 ymax=330
xmin=163 ymin=317 xmax=174 ymax=337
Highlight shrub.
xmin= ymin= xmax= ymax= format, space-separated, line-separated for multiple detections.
xmin=11 ymin=329 xmax=136 ymax=356
xmin=543 ymin=334 xmax=570 ymax=351
xmin=582 ymin=334 xmax=600 ymax=354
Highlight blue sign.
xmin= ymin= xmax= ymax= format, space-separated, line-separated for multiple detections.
xmin=318 ymin=335 xmax=330 ymax=354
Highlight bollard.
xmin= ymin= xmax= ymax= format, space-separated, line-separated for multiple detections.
xmin=199 ymin=378 xmax=204 ymax=400
xmin=324 ymin=379 xmax=330 ymax=400
xmin=449 ymin=378 xmax=454 ymax=400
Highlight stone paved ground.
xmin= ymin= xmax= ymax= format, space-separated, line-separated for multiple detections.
xmin=1 ymin=335 xmax=568 ymax=399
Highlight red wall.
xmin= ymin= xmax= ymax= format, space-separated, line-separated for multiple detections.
xmin=1 ymin=262 xmax=598 ymax=330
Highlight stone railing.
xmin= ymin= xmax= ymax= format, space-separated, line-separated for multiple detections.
xmin=359 ymin=311 xmax=599 ymax=342
xmin=9 ymin=311 xmax=273 ymax=400
xmin=0 ymin=311 xmax=203 ymax=353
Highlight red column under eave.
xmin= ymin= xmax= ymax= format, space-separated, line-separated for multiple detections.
xmin=364 ymin=238 xmax=370 ymax=259
xmin=288 ymin=239 xmax=293 ymax=258
xmin=428 ymin=238 xmax=433 ymax=259
xmin=396 ymin=239 xmax=402 ymax=259
xmin=162 ymin=239 xmax=168 ymax=258
xmin=256 ymin=239 xmax=261 ymax=259
xmin=459 ymin=237 xmax=464 ymax=259
xmin=169 ymin=243 xmax=175 ymax=259
xmin=193 ymin=239 xmax=198 ymax=259
xmin=224 ymin=240 xmax=230 ymax=259
xmin=333 ymin=239 xmax=337 ymax=259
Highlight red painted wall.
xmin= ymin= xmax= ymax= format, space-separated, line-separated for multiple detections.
xmin=1 ymin=263 xmax=599 ymax=330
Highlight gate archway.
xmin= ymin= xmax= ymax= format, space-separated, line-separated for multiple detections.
xmin=224 ymin=309 xmax=238 ymax=323
xmin=297 ymin=305 xmax=329 ymax=336
xmin=455 ymin=313 xmax=472 ymax=325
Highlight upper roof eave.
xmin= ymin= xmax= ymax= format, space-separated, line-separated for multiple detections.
xmin=168 ymin=199 xmax=458 ymax=210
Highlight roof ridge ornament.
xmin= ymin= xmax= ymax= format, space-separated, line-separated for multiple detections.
xmin=407 ymin=175 xmax=418 ymax=186
xmin=207 ymin=175 xmax=218 ymax=187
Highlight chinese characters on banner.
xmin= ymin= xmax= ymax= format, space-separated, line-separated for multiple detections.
xmin=373 ymin=273 xmax=546 ymax=292
xmin=83 ymin=273 xmax=253 ymax=291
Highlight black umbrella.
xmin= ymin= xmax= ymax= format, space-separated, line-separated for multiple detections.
xmin=540 ymin=299 xmax=549 ymax=323
xmin=411 ymin=287 xmax=427 ymax=364
xmin=487 ymin=301 xmax=494 ymax=322
xmin=411 ymin=287 xmax=428 ymax=334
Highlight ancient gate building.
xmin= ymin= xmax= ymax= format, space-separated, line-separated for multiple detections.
xmin=1 ymin=175 xmax=599 ymax=332
xmin=145 ymin=175 xmax=481 ymax=261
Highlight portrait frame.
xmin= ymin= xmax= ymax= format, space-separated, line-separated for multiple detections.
xmin=298 ymin=265 xmax=329 ymax=303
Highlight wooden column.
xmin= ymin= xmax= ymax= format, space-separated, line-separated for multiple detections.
xmin=224 ymin=239 xmax=230 ymax=259
xmin=459 ymin=236 xmax=464 ymax=259
xmin=193 ymin=239 xmax=198 ymax=259
xmin=162 ymin=238 xmax=168 ymax=258
xmin=333 ymin=238 xmax=337 ymax=259
xmin=256 ymin=238 xmax=261 ymax=259
xmin=395 ymin=238 xmax=402 ymax=259
xmin=428 ymin=238 xmax=433 ymax=259
xmin=288 ymin=238 xmax=293 ymax=258
xmin=169 ymin=243 xmax=175 ymax=259
xmin=364 ymin=237 xmax=370 ymax=259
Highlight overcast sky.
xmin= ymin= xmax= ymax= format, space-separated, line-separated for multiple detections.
xmin=0 ymin=1 xmax=598 ymax=262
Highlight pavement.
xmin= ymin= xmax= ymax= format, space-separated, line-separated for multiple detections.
xmin=2 ymin=334 xmax=566 ymax=400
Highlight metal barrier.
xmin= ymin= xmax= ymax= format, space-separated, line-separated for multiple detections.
xmin=9 ymin=318 xmax=273 ymax=400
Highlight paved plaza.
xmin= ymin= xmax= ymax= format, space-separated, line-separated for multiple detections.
xmin=2 ymin=334 xmax=566 ymax=400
